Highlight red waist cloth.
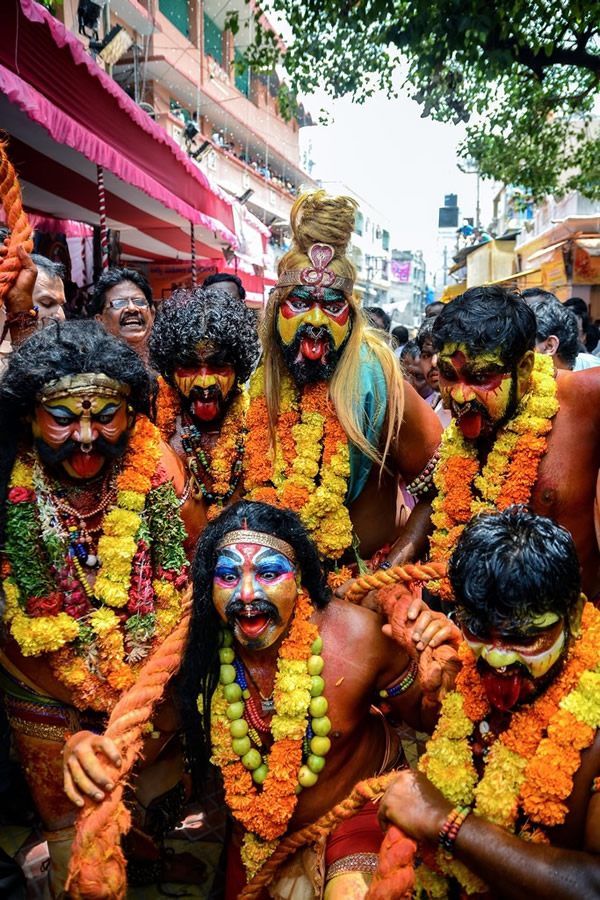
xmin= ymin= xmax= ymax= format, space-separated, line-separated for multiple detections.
xmin=324 ymin=800 xmax=382 ymax=868
xmin=225 ymin=802 xmax=383 ymax=899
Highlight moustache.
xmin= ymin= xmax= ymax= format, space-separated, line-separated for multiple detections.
xmin=119 ymin=310 xmax=145 ymax=326
xmin=189 ymin=384 xmax=222 ymax=401
xmin=224 ymin=597 xmax=281 ymax=627
xmin=34 ymin=431 xmax=129 ymax=467
xmin=452 ymin=399 xmax=489 ymax=420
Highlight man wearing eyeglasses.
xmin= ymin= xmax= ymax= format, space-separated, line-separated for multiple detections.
xmin=89 ymin=267 xmax=155 ymax=362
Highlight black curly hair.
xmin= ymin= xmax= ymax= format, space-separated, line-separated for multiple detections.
xmin=148 ymin=286 xmax=260 ymax=386
xmin=0 ymin=319 xmax=156 ymax=547
xmin=432 ymin=286 xmax=536 ymax=369
xmin=177 ymin=500 xmax=330 ymax=794
xmin=448 ymin=506 xmax=581 ymax=637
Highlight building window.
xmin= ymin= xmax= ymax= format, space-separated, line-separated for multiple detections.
xmin=355 ymin=210 xmax=364 ymax=236
xmin=159 ymin=0 xmax=189 ymax=37
xmin=204 ymin=11 xmax=223 ymax=64
xmin=382 ymin=230 xmax=390 ymax=251
xmin=234 ymin=48 xmax=250 ymax=97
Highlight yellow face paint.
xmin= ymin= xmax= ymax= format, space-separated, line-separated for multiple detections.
xmin=277 ymin=289 xmax=351 ymax=351
xmin=463 ymin=616 xmax=566 ymax=680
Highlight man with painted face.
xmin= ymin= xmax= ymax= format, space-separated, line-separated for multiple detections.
xmin=0 ymin=320 xmax=191 ymax=897
xmin=384 ymin=285 xmax=600 ymax=603
xmin=63 ymin=499 xmax=460 ymax=899
xmin=248 ymin=190 xmax=442 ymax=569
xmin=378 ymin=507 xmax=600 ymax=899
xmin=149 ymin=287 xmax=260 ymax=551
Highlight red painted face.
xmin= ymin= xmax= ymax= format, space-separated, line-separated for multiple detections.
xmin=277 ymin=289 xmax=351 ymax=357
xmin=31 ymin=393 xmax=129 ymax=480
xmin=174 ymin=344 xmax=236 ymax=423
xmin=213 ymin=542 xmax=297 ymax=649
xmin=437 ymin=344 xmax=515 ymax=440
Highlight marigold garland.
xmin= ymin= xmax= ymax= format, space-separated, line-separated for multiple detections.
xmin=429 ymin=354 xmax=559 ymax=599
xmin=156 ymin=376 xmax=248 ymax=520
xmin=2 ymin=416 xmax=189 ymax=712
xmin=244 ymin=367 xmax=352 ymax=560
xmin=416 ymin=602 xmax=600 ymax=896
xmin=208 ymin=589 xmax=320 ymax=880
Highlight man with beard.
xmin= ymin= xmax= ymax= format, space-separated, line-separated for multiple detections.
xmin=89 ymin=267 xmax=155 ymax=364
xmin=246 ymin=190 xmax=442 ymax=568
xmin=378 ymin=507 xmax=600 ymax=899
xmin=149 ymin=287 xmax=260 ymax=552
xmin=0 ymin=319 xmax=191 ymax=897
xmin=384 ymin=286 xmax=600 ymax=603
xmin=63 ymin=500 xmax=460 ymax=899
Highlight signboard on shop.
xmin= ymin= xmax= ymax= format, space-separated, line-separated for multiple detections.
xmin=391 ymin=260 xmax=411 ymax=282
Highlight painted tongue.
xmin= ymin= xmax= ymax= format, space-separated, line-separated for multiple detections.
xmin=458 ymin=410 xmax=483 ymax=439
xmin=69 ymin=450 xmax=104 ymax=479
xmin=192 ymin=397 xmax=219 ymax=421
xmin=484 ymin=670 xmax=523 ymax=711
xmin=301 ymin=336 xmax=326 ymax=361
xmin=238 ymin=614 xmax=269 ymax=637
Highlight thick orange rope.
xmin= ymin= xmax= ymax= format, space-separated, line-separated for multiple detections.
xmin=238 ymin=772 xmax=403 ymax=899
xmin=346 ymin=560 xmax=447 ymax=604
xmin=367 ymin=824 xmax=417 ymax=899
xmin=0 ymin=140 xmax=33 ymax=304
xmin=65 ymin=587 xmax=193 ymax=900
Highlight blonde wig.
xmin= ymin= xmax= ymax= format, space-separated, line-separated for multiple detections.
xmin=261 ymin=190 xmax=405 ymax=470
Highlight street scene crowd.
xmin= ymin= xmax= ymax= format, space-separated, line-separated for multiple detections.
xmin=0 ymin=177 xmax=599 ymax=900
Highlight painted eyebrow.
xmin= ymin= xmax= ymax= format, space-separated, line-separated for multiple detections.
xmin=253 ymin=548 xmax=294 ymax=567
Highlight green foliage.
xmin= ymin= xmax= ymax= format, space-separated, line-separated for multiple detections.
xmin=239 ymin=0 xmax=600 ymax=201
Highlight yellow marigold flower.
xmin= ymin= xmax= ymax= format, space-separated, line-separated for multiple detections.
xmin=2 ymin=578 xmax=20 ymax=622
xmin=9 ymin=458 xmax=34 ymax=489
xmin=102 ymin=509 xmax=141 ymax=538
xmin=271 ymin=714 xmax=307 ymax=742
xmin=94 ymin=578 xmax=129 ymax=608
xmin=90 ymin=607 xmax=119 ymax=633
xmin=117 ymin=490 xmax=146 ymax=512
xmin=10 ymin=611 xmax=79 ymax=655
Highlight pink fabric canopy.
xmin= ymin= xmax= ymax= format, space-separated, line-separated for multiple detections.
xmin=0 ymin=0 xmax=242 ymax=248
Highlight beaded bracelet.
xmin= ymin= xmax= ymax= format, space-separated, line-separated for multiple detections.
xmin=406 ymin=448 xmax=441 ymax=497
xmin=438 ymin=804 xmax=471 ymax=859
xmin=379 ymin=659 xmax=418 ymax=698
xmin=591 ymin=776 xmax=600 ymax=794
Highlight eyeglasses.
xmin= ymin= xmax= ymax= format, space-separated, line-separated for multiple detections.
xmin=108 ymin=297 xmax=150 ymax=310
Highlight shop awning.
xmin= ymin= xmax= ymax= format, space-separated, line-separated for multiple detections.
xmin=0 ymin=0 xmax=268 ymax=262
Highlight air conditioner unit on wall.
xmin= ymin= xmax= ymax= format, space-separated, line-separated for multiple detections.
xmin=242 ymin=170 xmax=250 ymax=190
xmin=208 ymin=149 xmax=217 ymax=170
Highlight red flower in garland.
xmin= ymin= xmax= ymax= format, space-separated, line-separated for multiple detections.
xmin=27 ymin=591 xmax=64 ymax=617
xmin=8 ymin=486 xmax=35 ymax=503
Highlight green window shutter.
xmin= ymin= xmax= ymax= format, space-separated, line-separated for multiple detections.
xmin=159 ymin=0 xmax=189 ymax=37
xmin=234 ymin=48 xmax=250 ymax=97
xmin=382 ymin=230 xmax=390 ymax=251
xmin=355 ymin=210 xmax=364 ymax=236
xmin=204 ymin=12 xmax=223 ymax=64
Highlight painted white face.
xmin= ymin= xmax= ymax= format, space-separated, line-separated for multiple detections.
xmin=212 ymin=542 xmax=297 ymax=649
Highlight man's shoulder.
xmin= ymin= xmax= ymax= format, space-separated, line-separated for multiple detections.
xmin=556 ymin=367 xmax=600 ymax=406
xmin=319 ymin=596 xmax=384 ymax=634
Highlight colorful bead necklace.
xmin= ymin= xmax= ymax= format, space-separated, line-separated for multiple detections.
xmin=207 ymin=588 xmax=331 ymax=880
xmin=180 ymin=414 xmax=244 ymax=506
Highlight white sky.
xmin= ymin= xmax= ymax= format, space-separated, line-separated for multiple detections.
xmin=299 ymin=81 xmax=496 ymax=276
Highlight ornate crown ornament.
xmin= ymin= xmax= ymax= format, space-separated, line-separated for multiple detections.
xmin=36 ymin=373 xmax=131 ymax=404
xmin=276 ymin=243 xmax=354 ymax=300
xmin=217 ymin=530 xmax=298 ymax=564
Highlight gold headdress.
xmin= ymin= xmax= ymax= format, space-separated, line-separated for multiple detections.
xmin=217 ymin=530 xmax=297 ymax=564
xmin=36 ymin=373 xmax=130 ymax=404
